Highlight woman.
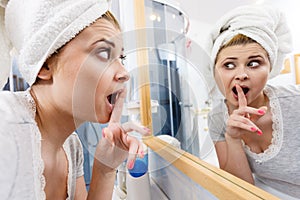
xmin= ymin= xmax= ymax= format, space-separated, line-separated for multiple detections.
xmin=0 ymin=0 xmax=150 ymax=199
xmin=206 ymin=5 xmax=300 ymax=199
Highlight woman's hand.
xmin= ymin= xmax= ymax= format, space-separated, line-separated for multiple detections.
xmin=94 ymin=88 xmax=151 ymax=171
xmin=226 ymin=84 xmax=266 ymax=139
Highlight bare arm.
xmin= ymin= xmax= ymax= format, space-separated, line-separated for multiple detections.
xmin=74 ymin=157 xmax=116 ymax=200
xmin=74 ymin=176 xmax=88 ymax=200
xmin=87 ymin=160 xmax=116 ymax=200
xmin=215 ymin=138 xmax=254 ymax=184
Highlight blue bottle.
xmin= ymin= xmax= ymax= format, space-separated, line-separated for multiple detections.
xmin=128 ymin=153 xmax=148 ymax=178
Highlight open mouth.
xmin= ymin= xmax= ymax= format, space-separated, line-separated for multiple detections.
xmin=107 ymin=92 xmax=119 ymax=105
xmin=232 ymin=85 xmax=250 ymax=96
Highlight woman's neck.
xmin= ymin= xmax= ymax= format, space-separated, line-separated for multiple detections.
xmin=249 ymin=92 xmax=269 ymax=109
xmin=30 ymin=86 xmax=76 ymax=149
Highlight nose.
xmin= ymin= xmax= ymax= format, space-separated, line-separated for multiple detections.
xmin=235 ymin=72 xmax=249 ymax=81
xmin=115 ymin=65 xmax=130 ymax=82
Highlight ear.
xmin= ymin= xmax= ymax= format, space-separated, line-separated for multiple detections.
xmin=37 ymin=63 xmax=52 ymax=80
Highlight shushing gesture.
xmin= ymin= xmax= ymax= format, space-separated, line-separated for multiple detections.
xmin=94 ymin=88 xmax=151 ymax=170
xmin=226 ymin=84 xmax=267 ymax=139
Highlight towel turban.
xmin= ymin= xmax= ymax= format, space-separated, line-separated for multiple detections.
xmin=205 ymin=5 xmax=293 ymax=94
xmin=0 ymin=0 xmax=109 ymax=89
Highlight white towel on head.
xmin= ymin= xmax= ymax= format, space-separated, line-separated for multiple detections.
xmin=0 ymin=0 xmax=8 ymax=7
xmin=0 ymin=0 xmax=109 ymax=88
xmin=0 ymin=4 xmax=12 ymax=89
xmin=205 ymin=5 xmax=293 ymax=95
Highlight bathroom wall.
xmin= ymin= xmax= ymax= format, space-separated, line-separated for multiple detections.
xmin=183 ymin=0 xmax=300 ymax=88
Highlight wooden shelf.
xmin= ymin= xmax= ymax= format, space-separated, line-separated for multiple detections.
xmin=143 ymin=136 xmax=280 ymax=200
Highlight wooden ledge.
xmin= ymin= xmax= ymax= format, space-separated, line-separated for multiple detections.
xmin=143 ymin=136 xmax=279 ymax=200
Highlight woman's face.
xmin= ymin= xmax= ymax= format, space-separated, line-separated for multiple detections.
xmin=214 ymin=43 xmax=271 ymax=107
xmin=51 ymin=17 xmax=128 ymax=124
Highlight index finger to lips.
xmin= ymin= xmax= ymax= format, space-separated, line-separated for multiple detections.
xmin=236 ymin=84 xmax=247 ymax=108
xmin=110 ymin=88 xmax=126 ymax=123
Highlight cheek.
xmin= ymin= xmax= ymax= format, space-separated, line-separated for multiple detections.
xmin=95 ymin=70 xmax=112 ymax=97
xmin=75 ymin=59 xmax=107 ymax=90
xmin=214 ymin=69 xmax=228 ymax=95
xmin=254 ymin=72 xmax=268 ymax=90
xmin=94 ymin=77 xmax=109 ymax=103
xmin=57 ymin=58 xmax=81 ymax=84
xmin=53 ymin=65 xmax=78 ymax=99
xmin=70 ymin=61 xmax=108 ymax=118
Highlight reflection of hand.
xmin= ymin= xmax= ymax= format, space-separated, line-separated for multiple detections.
xmin=226 ymin=84 xmax=266 ymax=139
xmin=94 ymin=88 xmax=151 ymax=171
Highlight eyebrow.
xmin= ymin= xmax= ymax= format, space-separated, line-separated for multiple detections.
xmin=223 ymin=55 xmax=263 ymax=61
xmin=92 ymin=38 xmax=115 ymax=48
xmin=248 ymin=55 xmax=263 ymax=59
xmin=225 ymin=57 xmax=237 ymax=60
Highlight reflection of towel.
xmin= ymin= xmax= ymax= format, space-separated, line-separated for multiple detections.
xmin=205 ymin=5 xmax=293 ymax=94
xmin=0 ymin=0 xmax=109 ymax=88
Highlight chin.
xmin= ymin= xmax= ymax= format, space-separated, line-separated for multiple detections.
xmin=226 ymin=96 xmax=239 ymax=107
xmin=96 ymin=114 xmax=110 ymax=124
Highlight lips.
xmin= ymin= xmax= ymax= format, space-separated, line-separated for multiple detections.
xmin=232 ymin=85 xmax=250 ymax=96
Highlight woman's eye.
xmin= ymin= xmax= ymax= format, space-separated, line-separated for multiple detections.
xmin=248 ymin=61 xmax=259 ymax=67
xmin=97 ymin=48 xmax=111 ymax=61
xmin=224 ymin=63 xmax=235 ymax=69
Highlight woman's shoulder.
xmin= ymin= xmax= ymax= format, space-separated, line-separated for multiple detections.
xmin=0 ymin=90 xmax=35 ymax=123
xmin=265 ymin=84 xmax=300 ymax=97
xmin=0 ymin=91 xmax=19 ymax=113
xmin=63 ymin=133 xmax=84 ymax=171
xmin=208 ymin=99 xmax=227 ymax=118
xmin=208 ymin=100 xmax=227 ymax=129
xmin=64 ymin=132 xmax=83 ymax=158
xmin=65 ymin=133 xmax=82 ymax=148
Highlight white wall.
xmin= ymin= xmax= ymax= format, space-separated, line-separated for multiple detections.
xmin=263 ymin=0 xmax=300 ymax=52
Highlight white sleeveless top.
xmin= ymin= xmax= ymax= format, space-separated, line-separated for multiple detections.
xmin=0 ymin=89 xmax=84 ymax=200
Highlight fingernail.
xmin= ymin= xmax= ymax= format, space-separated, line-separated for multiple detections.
xmin=258 ymin=110 xmax=265 ymax=115
xmin=140 ymin=151 xmax=144 ymax=158
xmin=128 ymin=160 xmax=134 ymax=169
xmin=257 ymin=130 xmax=263 ymax=135
xmin=250 ymin=127 xmax=257 ymax=132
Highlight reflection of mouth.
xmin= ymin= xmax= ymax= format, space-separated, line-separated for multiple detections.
xmin=232 ymin=86 xmax=250 ymax=96
xmin=107 ymin=92 xmax=118 ymax=105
